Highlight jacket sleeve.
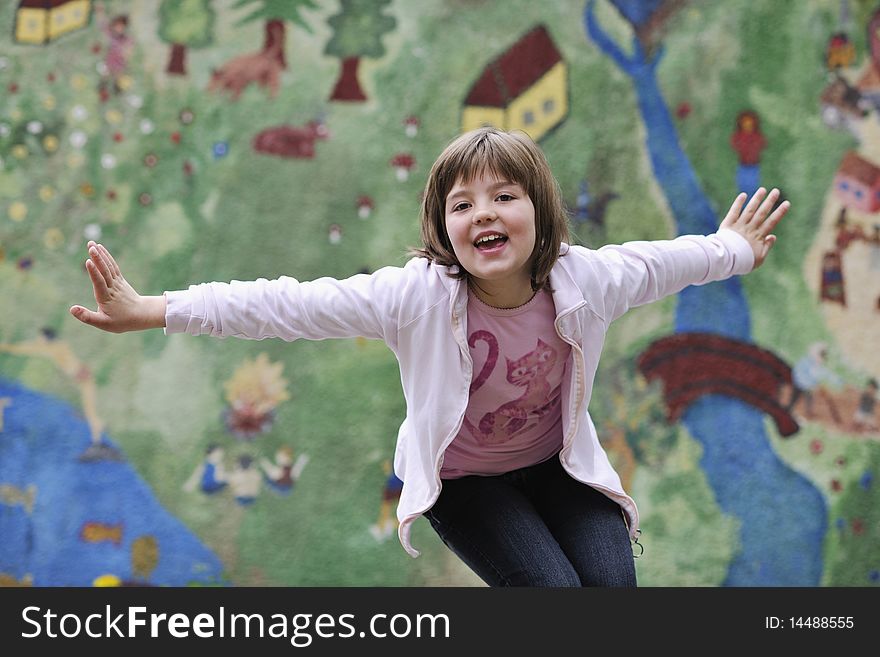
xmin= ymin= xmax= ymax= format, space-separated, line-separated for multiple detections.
xmin=571 ymin=228 xmax=755 ymax=325
xmin=163 ymin=265 xmax=409 ymax=350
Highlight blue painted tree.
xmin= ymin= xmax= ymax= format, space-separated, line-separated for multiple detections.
xmin=585 ymin=0 xmax=826 ymax=585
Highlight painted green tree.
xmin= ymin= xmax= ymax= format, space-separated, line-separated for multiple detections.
xmin=324 ymin=0 xmax=396 ymax=102
xmin=158 ymin=0 xmax=216 ymax=76
xmin=208 ymin=0 xmax=318 ymax=99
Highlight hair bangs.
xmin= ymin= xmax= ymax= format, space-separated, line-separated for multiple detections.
xmin=435 ymin=132 xmax=535 ymax=202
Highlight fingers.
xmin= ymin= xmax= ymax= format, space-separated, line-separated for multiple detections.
xmin=721 ymin=192 xmax=748 ymax=225
xmin=760 ymin=234 xmax=777 ymax=262
xmin=741 ymin=187 xmax=768 ymax=221
xmin=761 ymin=198 xmax=790 ymax=235
xmin=754 ymin=188 xmax=782 ymax=223
xmin=85 ymin=256 xmax=110 ymax=299
xmin=97 ymin=243 xmax=121 ymax=278
xmin=740 ymin=188 xmax=790 ymax=237
xmin=741 ymin=187 xmax=780 ymax=224
xmin=69 ymin=305 xmax=98 ymax=326
xmin=88 ymin=243 xmax=115 ymax=287
xmin=750 ymin=234 xmax=778 ymax=271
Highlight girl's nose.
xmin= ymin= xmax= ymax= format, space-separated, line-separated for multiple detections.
xmin=473 ymin=208 xmax=497 ymax=224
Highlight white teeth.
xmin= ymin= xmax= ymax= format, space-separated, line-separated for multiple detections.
xmin=475 ymin=234 xmax=504 ymax=245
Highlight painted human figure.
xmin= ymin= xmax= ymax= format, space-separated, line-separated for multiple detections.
xmin=183 ymin=444 xmax=228 ymax=494
xmin=95 ymin=2 xmax=133 ymax=94
xmin=260 ymin=445 xmax=309 ymax=494
xmin=785 ymin=343 xmax=842 ymax=421
xmin=229 ymin=455 xmax=262 ymax=506
xmin=730 ymin=110 xmax=767 ymax=195
xmin=370 ymin=460 xmax=403 ymax=541
xmin=0 ymin=328 xmax=118 ymax=461
xmin=820 ymin=250 xmax=846 ymax=306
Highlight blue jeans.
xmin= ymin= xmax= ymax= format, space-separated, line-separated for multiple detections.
xmin=425 ymin=455 xmax=637 ymax=587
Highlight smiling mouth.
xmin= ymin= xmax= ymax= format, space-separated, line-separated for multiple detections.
xmin=473 ymin=234 xmax=508 ymax=249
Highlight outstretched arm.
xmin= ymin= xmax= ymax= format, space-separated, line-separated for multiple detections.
xmin=719 ymin=187 xmax=790 ymax=270
xmin=69 ymin=241 xmax=166 ymax=333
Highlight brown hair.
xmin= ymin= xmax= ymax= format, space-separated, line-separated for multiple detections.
xmin=412 ymin=127 xmax=570 ymax=291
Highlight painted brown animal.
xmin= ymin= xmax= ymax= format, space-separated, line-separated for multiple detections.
xmin=207 ymin=51 xmax=282 ymax=100
xmin=207 ymin=20 xmax=285 ymax=101
xmin=252 ymin=120 xmax=330 ymax=159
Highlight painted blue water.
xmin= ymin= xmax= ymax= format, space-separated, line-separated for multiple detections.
xmin=586 ymin=0 xmax=827 ymax=584
xmin=0 ymin=377 xmax=226 ymax=586
xmin=737 ymin=164 xmax=762 ymax=197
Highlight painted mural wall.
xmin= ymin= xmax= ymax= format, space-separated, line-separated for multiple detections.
xmin=1 ymin=0 xmax=878 ymax=587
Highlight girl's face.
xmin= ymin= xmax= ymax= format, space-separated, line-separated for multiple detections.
xmin=444 ymin=171 xmax=536 ymax=307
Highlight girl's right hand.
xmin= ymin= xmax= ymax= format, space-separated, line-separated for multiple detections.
xmin=69 ymin=241 xmax=166 ymax=333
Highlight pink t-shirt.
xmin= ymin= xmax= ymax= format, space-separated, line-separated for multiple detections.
xmin=440 ymin=288 xmax=571 ymax=479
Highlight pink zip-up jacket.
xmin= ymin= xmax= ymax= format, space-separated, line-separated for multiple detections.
xmin=164 ymin=229 xmax=754 ymax=557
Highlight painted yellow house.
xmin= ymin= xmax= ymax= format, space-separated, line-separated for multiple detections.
xmin=14 ymin=0 xmax=92 ymax=45
xmin=461 ymin=25 xmax=568 ymax=142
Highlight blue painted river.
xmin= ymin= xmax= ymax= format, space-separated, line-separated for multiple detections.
xmin=0 ymin=378 xmax=225 ymax=586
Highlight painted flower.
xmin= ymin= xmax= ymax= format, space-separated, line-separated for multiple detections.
xmin=71 ymin=74 xmax=88 ymax=91
xmin=43 ymin=228 xmax=64 ymax=250
xmin=69 ymin=130 xmax=88 ymax=149
xmin=8 ymin=201 xmax=27 ymax=222
xmin=84 ymin=223 xmax=102 ymax=240
xmin=70 ymin=105 xmax=88 ymax=122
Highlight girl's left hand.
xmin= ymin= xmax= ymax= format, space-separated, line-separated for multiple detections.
xmin=719 ymin=187 xmax=790 ymax=270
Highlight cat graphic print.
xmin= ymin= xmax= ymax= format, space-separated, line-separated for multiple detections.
xmin=463 ymin=330 xmax=563 ymax=445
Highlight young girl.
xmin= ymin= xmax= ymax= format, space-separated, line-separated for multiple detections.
xmin=69 ymin=127 xmax=789 ymax=587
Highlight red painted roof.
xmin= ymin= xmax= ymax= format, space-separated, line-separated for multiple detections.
xmin=18 ymin=0 xmax=80 ymax=8
xmin=464 ymin=25 xmax=562 ymax=108
xmin=838 ymin=151 xmax=880 ymax=186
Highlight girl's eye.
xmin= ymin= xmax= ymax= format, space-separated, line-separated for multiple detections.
xmin=496 ymin=193 xmax=514 ymax=202
xmin=452 ymin=202 xmax=470 ymax=212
